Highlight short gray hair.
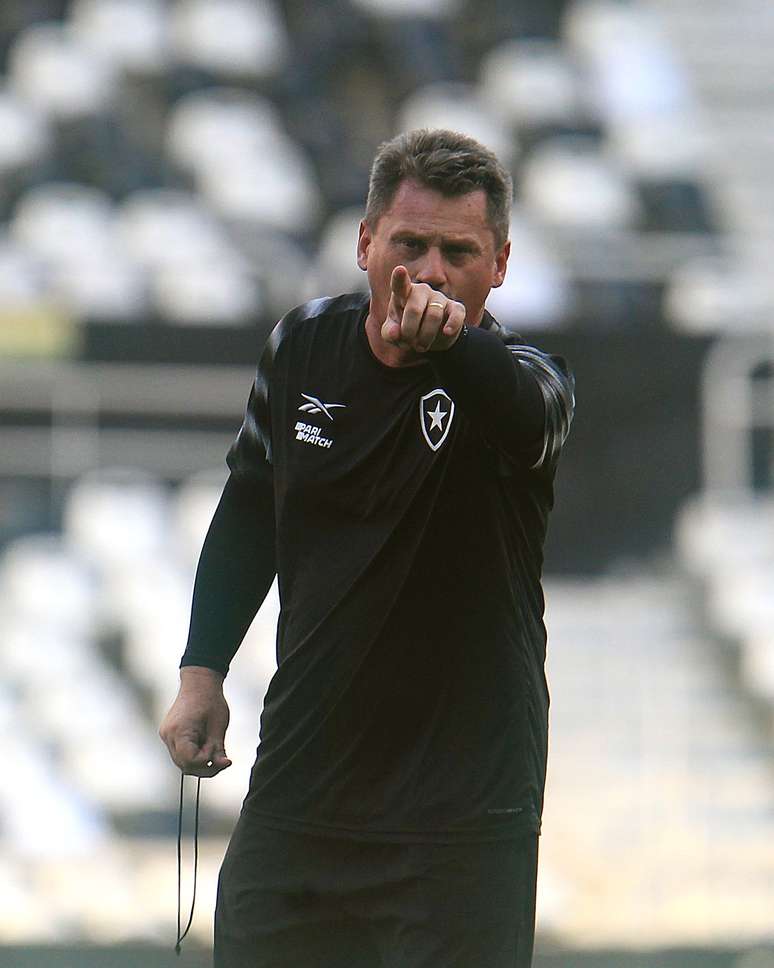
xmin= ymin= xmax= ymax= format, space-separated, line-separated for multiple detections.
xmin=365 ymin=128 xmax=513 ymax=249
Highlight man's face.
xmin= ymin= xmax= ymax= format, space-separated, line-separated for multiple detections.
xmin=357 ymin=179 xmax=510 ymax=328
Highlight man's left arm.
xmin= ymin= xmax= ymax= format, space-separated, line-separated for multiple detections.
xmin=431 ymin=325 xmax=575 ymax=470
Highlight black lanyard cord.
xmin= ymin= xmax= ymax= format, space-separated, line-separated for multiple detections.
xmin=175 ymin=773 xmax=201 ymax=955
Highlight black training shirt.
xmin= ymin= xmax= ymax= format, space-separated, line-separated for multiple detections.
xmin=182 ymin=292 xmax=574 ymax=843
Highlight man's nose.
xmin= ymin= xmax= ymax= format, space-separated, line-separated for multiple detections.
xmin=413 ymin=247 xmax=448 ymax=291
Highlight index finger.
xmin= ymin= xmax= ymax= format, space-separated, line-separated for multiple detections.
xmin=390 ymin=265 xmax=412 ymax=308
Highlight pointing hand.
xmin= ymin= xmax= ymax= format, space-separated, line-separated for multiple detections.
xmin=381 ymin=266 xmax=466 ymax=353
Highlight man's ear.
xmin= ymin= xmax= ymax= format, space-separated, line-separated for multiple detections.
xmin=491 ymin=239 xmax=510 ymax=289
xmin=356 ymin=220 xmax=371 ymax=271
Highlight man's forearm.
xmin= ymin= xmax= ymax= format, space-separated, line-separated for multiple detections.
xmin=180 ymin=471 xmax=277 ymax=677
xmin=431 ymin=325 xmax=573 ymax=469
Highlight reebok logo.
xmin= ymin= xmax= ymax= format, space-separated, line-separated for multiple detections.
xmin=295 ymin=421 xmax=333 ymax=449
xmin=298 ymin=393 xmax=346 ymax=421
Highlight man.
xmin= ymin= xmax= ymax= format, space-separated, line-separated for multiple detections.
xmin=160 ymin=128 xmax=574 ymax=968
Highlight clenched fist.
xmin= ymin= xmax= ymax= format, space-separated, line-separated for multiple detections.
xmin=159 ymin=666 xmax=233 ymax=778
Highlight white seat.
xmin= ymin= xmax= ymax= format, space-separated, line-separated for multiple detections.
xmin=152 ymin=256 xmax=260 ymax=325
xmin=23 ymin=663 xmax=149 ymax=745
xmin=63 ymin=467 xmax=170 ymax=574
xmin=304 ymin=207 xmax=366 ymax=302
xmin=0 ymin=534 xmax=98 ymax=638
xmin=11 ymin=182 xmax=116 ymax=265
xmin=115 ymin=188 xmax=237 ymax=269
xmin=485 ymin=208 xmax=569 ymax=328
xmin=10 ymin=183 xmax=147 ymax=319
xmin=479 ymin=39 xmax=581 ymax=128
xmin=117 ymin=187 xmax=258 ymax=321
xmin=397 ymin=82 xmax=516 ymax=168
xmin=664 ymin=256 xmax=773 ymax=334
xmin=520 ymin=139 xmax=640 ymax=228
xmin=608 ymin=114 xmax=709 ymax=180
xmin=197 ymin=145 xmax=320 ymax=235
xmin=1 ymin=623 xmax=102 ymax=687
xmin=563 ymin=0 xmax=694 ymax=124
xmin=166 ymin=88 xmax=285 ymax=174
xmin=165 ymin=89 xmax=321 ymax=235
xmin=0 ymin=86 xmax=50 ymax=172
xmin=241 ymin=231 xmax=311 ymax=320
xmin=70 ymin=0 xmax=169 ymax=73
xmin=169 ymin=0 xmax=289 ymax=79
xmin=8 ymin=21 xmax=117 ymax=118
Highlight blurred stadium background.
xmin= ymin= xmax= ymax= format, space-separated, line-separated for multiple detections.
xmin=0 ymin=0 xmax=773 ymax=965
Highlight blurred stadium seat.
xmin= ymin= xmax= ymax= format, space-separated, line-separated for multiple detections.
xmin=520 ymin=137 xmax=641 ymax=229
xmin=478 ymin=38 xmax=581 ymax=130
xmin=563 ymin=0 xmax=695 ymax=125
xmin=169 ymin=0 xmax=289 ymax=80
xmin=0 ymin=533 xmax=98 ymax=637
xmin=397 ymin=81 xmax=517 ymax=167
xmin=69 ymin=0 xmax=169 ymax=75
xmin=607 ymin=113 xmax=708 ymax=181
xmin=11 ymin=182 xmax=148 ymax=319
xmin=304 ymin=206 xmax=365 ymax=301
xmin=12 ymin=182 xmax=115 ymax=264
xmin=165 ymin=87 xmax=287 ymax=174
xmin=114 ymin=188 xmax=262 ymax=321
xmin=666 ymin=255 xmax=774 ymax=333
xmin=0 ymin=86 xmax=51 ymax=176
xmin=115 ymin=188 xmax=234 ymax=270
xmin=484 ymin=207 xmax=570 ymax=327
xmin=64 ymin=467 xmax=170 ymax=572
xmin=8 ymin=20 xmax=118 ymax=118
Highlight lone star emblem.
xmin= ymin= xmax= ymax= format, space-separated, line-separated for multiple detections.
xmin=419 ymin=389 xmax=455 ymax=452
xmin=427 ymin=401 xmax=447 ymax=432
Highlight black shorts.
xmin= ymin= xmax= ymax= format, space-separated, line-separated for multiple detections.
xmin=214 ymin=813 xmax=539 ymax=968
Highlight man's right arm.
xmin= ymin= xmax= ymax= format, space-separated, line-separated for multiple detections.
xmin=161 ymin=307 xmax=288 ymax=775
xmin=181 ymin=471 xmax=276 ymax=675
xmin=159 ymin=471 xmax=276 ymax=776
